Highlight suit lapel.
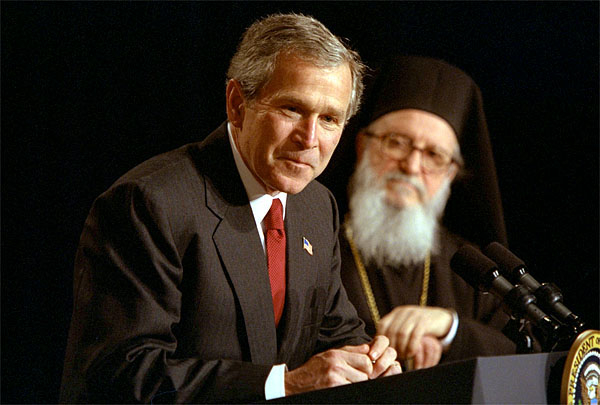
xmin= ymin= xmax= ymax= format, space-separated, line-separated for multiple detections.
xmin=202 ymin=125 xmax=277 ymax=365
xmin=278 ymin=193 xmax=320 ymax=360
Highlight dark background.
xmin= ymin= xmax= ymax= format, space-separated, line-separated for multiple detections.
xmin=2 ymin=2 xmax=597 ymax=403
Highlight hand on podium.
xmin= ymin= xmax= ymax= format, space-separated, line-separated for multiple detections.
xmin=377 ymin=305 xmax=452 ymax=369
xmin=284 ymin=335 xmax=402 ymax=395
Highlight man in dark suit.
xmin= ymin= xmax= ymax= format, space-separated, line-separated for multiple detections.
xmin=60 ymin=13 xmax=400 ymax=403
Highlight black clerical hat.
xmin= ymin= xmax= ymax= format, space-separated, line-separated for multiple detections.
xmin=323 ymin=55 xmax=507 ymax=248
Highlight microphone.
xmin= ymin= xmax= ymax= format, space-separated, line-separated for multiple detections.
xmin=450 ymin=244 xmax=560 ymax=345
xmin=483 ymin=242 xmax=585 ymax=335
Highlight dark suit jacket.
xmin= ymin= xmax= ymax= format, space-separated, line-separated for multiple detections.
xmin=60 ymin=123 xmax=369 ymax=403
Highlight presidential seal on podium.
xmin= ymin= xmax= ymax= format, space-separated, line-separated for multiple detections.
xmin=562 ymin=330 xmax=600 ymax=405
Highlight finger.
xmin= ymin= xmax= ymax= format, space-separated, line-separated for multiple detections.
xmin=376 ymin=307 xmax=406 ymax=340
xmin=392 ymin=318 xmax=415 ymax=359
xmin=377 ymin=307 xmax=410 ymax=355
xmin=319 ymin=350 xmax=372 ymax=384
xmin=412 ymin=343 xmax=425 ymax=370
xmin=422 ymin=352 xmax=436 ymax=369
xmin=422 ymin=337 xmax=443 ymax=368
xmin=376 ymin=317 xmax=391 ymax=341
xmin=338 ymin=351 xmax=374 ymax=375
xmin=339 ymin=343 xmax=370 ymax=354
xmin=339 ymin=364 xmax=371 ymax=383
xmin=368 ymin=335 xmax=390 ymax=362
xmin=370 ymin=346 xmax=397 ymax=378
xmin=379 ymin=314 xmax=401 ymax=356
xmin=406 ymin=322 xmax=426 ymax=358
xmin=381 ymin=361 xmax=402 ymax=377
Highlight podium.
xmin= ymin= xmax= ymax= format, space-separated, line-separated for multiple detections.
xmin=270 ymin=351 xmax=566 ymax=404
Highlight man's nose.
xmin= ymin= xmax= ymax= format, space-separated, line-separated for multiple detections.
xmin=399 ymin=148 xmax=422 ymax=174
xmin=295 ymin=116 xmax=319 ymax=148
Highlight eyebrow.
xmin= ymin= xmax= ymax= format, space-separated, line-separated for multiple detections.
xmin=273 ymin=94 xmax=347 ymax=120
xmin=375 ymin=131 xmax=455 ymax=155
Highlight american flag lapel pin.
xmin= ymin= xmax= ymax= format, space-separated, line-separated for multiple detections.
xmin=302 ymin=237 xmax=313 ymax=255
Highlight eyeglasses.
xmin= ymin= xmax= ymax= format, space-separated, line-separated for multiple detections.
xmin=363 ymin=131 xmax=460 ymax=174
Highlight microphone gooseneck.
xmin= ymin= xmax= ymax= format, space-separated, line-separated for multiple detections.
xmin=483 ymin=242 xmax=585 ymax=337
xmin=451 ymin=244 xmax=562 ymax=351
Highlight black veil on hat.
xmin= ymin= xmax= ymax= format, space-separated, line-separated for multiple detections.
xmin=321 ymin=55 xmax=507 ymax=247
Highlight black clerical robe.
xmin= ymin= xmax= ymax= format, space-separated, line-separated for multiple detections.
xmin=340 ymin=227 xmax=516 ymax=363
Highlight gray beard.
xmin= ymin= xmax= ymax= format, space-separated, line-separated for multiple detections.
xmin=347 ymin=156 xmax=451 ymax=268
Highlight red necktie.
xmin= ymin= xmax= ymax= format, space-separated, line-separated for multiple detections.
xmin=264 ymin=199 xmax=286 ymax=326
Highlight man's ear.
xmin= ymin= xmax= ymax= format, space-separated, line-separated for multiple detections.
xmin=226 ymin=79 xmax=246 ymax=128
xmin=447 ymin=163 xmax=459 ymax=182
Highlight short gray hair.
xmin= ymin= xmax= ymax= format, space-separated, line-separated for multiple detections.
xmin=227 ymin=13 xmax=366 ymax=121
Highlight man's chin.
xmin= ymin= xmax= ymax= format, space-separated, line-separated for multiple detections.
xmin=384 ymin=192 xmax=422 ymax=209
xmin=385 ymin=182 xmax=422 ymax=204
xmin=266 ymin=173 xmax=314 ymax=195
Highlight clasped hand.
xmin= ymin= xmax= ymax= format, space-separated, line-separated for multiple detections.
xmin=284 ymin=335 xmax=401 ymax=395
xmin=377 ymin=305 xmax=453 ymax=369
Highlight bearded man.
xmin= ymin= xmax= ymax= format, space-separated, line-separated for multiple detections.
xmin=338 ymin=55 xmax=517 ymax=370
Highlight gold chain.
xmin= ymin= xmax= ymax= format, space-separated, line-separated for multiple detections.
xmin=420 ymin=252 xmax=430 ymax=306
xmin=344 ymin=222 xmax=430 ymax=328
xmin=345 ymin=224 xmax=381 ymax=324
